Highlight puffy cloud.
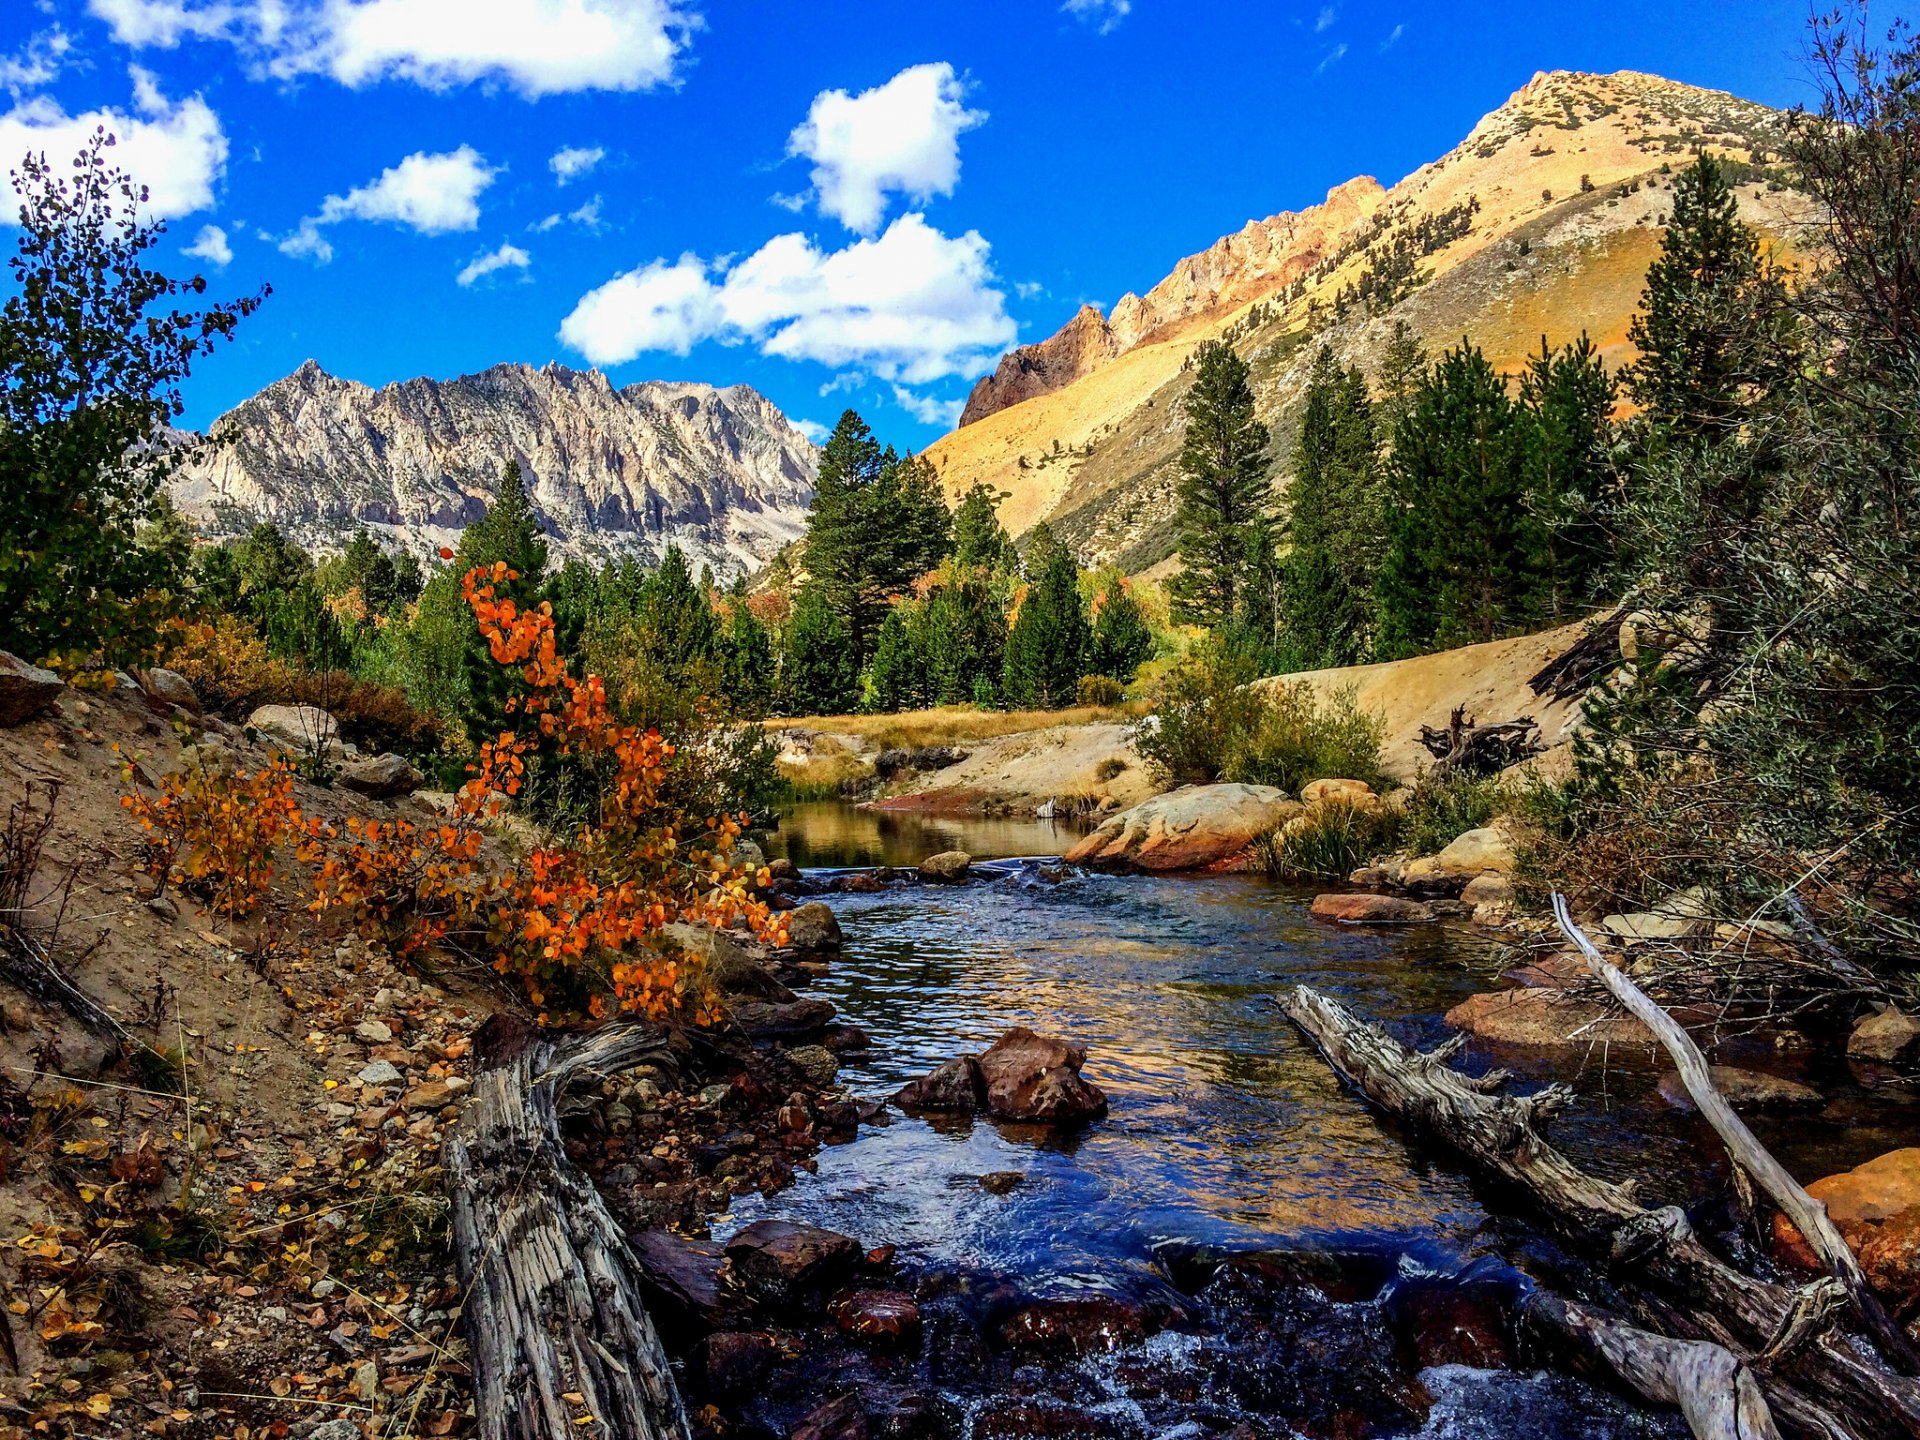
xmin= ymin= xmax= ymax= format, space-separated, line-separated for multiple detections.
xmin=530 ymin=194 xmax=604 ymax=233
xmin=890 ymin=385 xmax=963 ymax=428
xmin=456 ymin=241 xmax=530 ymax=286
xmin=560 ymin=212 xmax=1015 ymax=385
xmin=281 ymin=145 xmax=496 ymax=262
xmin=184 ymin=222 xmax=232 ymax=265
xmin=1060 ymin=0 xmax=1130 ymax=35
xmin=549 ymin=144 xmax=604 ymax=185
xmin=791 ymin=418 xmax=829 ymax=444
xmin=787 ymin=62 xmax=984 ymax=235
xmin=88 ymin=0 xmax=697 ymax=98
xmin=0 ymin=29 xmax=74 ymax=94
xmin=0 ymin=68 xmax=227 ymax=223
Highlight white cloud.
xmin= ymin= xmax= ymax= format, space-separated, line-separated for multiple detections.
xmin=1061 ymin=0 xmax=1130 ymax=34
xmin=787 ymin=62 xmax=985 ymax=235
xmin=1314 ymin=6 xmax=1336 ymax=33
xmin=282 ymin=145 xmax=496 ymax=262
xmin=1315 ymin=42 xmax=1348 ymax=74
xmin=0 ymin=28 xmax=73 ymax=93
xmin=560 ymin=211 xmax=1016 ymax=386
xmin=89 ymin=0 xmax=698 ymax=98
xmin=890 ymin=385 xmax=963 ymax=428
xmin=1380 ymin=22 xmax=1405 ymax=51
xmin=530 ymin=194 xmax=603 ymax=233
xmin=184 ymin=221 xmax=232 ymax=265
xmin=457 ymin=240 xmax=530 ymax=286
xmin=1014 ymin=280 xmax=1044 ymax=300
xmin=792 ymin=418 xmax=829 ymax=444
xmin=549 ymin=144 xmax=604 ymax=185
xmin=0 ymin=68 xmax=227 ymax=224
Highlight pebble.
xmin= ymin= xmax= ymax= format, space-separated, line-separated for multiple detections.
xmin=356 ymin=1059 xmax=402 ymax=1087
xmin=354 ymin=1019 xmax=394 ymax=1044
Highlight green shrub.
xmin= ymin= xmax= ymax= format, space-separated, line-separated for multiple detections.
xmin=1227 ymin=682 xmax=1389 ymax=794
xmin=1396 ymin=771 xmax=1507 ymax=857
xmin=1093 ymin=756 xmax=1129 ymax=783
xmin=1133 ymin=639 xmax=1267 ymax=784
xmin=1257 ymin=800 xmax=1406 ymax=880
xmin=1076 ymin=673 xmax=1124 ymax=707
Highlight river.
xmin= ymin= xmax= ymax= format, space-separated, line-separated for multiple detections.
xmin=733 ymin=803 xmax=1912 ymax=1438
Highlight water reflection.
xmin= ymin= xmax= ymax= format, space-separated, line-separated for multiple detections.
xmin=760 ymin=800 xmax=1086 ymax=869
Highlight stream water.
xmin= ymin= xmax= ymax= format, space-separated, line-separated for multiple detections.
xmin=732 ymin=804 xmax=1915 ymax=1438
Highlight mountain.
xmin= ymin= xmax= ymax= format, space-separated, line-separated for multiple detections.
xmin=168 ymin=360 xmax=820 ymax=582
xmin=927 ymin=69 xmax=1809 ymax=572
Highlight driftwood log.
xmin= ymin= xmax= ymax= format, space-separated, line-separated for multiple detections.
xmin=1553 ymin=895 xmax=1919 ymax=1373
xmin=1527 ymin=608 xmax=1628 ymax=702
xmin=1280 ymin=985 xmax=1920 ymax=1439
xmin=445 ymin=1016 xmax=692 ymax=1440
xmin=1418 ymin=706 xmax=1542 ymax=776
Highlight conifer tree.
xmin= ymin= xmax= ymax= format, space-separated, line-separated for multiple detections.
xmin=921 ymin=565 xmax=1007 ymax=705
xmin=1375 ymin=320 xmax=1428 ymax=444
xmin=1234 ymin=516 xmax=1282 ymax=664
xmin=781 ymin=584 xmax=858 ymax=715
xmin=721 ymin=589 xmax=776 ymax=716
xmin=866 ymin=606 xmax=926 ymax=712
xmin=1001 ymin=525 xmax=1090 ymax=708
xmin=1087 ymin=573 xmax=1155 ymax=684
xmin=1518 ymin=333 xmax=1617 ymax=619
xmin=635 ymin=544 xmax=720 ymax=686
xmin=456 ymin=460 xmax=551 ymax=737
xmin=1169 ymin=341 xmax=1273 ymax=627
xmin=952 ymin=482 xmax=1015 ymax=571
xmin=1279 ymin=347 xmax=1383 ymax=666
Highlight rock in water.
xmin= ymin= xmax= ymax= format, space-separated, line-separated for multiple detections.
xmin=893 ymin=1055 xmax=985 ymax=1112
xmin=784 ymin=901 xmax=843 ymax=951
xmin=338 ymin=752 xmax=422 ymax=798
xmin=0 ymin=651 xmax=62 ymax=726
xmin=1775 ymin=1148 xmax=1920 ymax=1311
xmin=723 ymin=1219 xmax=862 ymax=1308
xmin=918 ymin=850 xmax=972 ymax=882
xmin=1444 ymin=988 xmax=1652 ymax=1048
xmin=829 ymin=1288 xmax=922 ymax=1348
xmin=1310 ymin=893 xmax=1436 ymax=925
xmin=1849 ymin=1006 xmax=1920 ymax=1064
xmin=1399 ymin=826 xmax=1518 ymax=893
xmin=976 ymin=1027 xmax=1108 ymax=1124
xmin=628 ymin=1229 xmax=744 ymax=1340
xmin=1656 ymin=1065 xmax=1822 ymax=1112
xmin=1065 ymin=783 xmax=1302 ymax=872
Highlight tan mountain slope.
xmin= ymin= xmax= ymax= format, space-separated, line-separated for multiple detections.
xmin=928 ymin=69 xmax=1809 ymax=571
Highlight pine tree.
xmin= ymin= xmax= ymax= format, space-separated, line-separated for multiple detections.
xmin=1374 ymin=320 xmax=1428 ymax=445
xmin=952 ymin=482 xmax=1015 ymax=571
xmin=457 ymin=460 xmax=551 ymax=738
xmin=1518 ymin=333 xmax=1617 ymax=619
xmin=1001 ymin=525 xmax=1091 ymax=709
xmin=1087 ymin=572 xmax=1155 ymax=683
xmin=1279 ymin=347 xmax=1383 ymax=666
xmin=721 ymin=590 xmax=776 ymax=716
xmin=781 ymin=583 xmax=858 ymax=716
xmin=636 ymin=544 xmax=720 ymax=686
xmin=1169 ymin=341 xmax=1273 ymax=627
xmin=1234 ymin=516 xmax=1282 ymax=666
xmin=1625 ymin=152 xmax=1791 ymax=444
xmin=866 ymin=605 xmax=926 ymax=712
xmin=921 ymin=565 xmax=1008 ymax=704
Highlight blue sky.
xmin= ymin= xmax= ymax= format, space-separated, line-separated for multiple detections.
xmin=0 ymin=0 xmax=1884 ymax=446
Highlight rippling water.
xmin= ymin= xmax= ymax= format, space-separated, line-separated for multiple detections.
xmin=728 ymin=804 xmax=1919 ymax=1435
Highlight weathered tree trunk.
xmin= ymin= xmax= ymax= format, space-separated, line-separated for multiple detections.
xmin=1523 ymin=1292 xmax=1781 ymax=1440
xmin=1527 ymin=608 xmax=1628 ymax=701
xmin=1552 ymin=894 xmax=1918 ymax=1373
xmin=1417 ymin=705 xmax=1542 ymax=776
xmin=1280 ymin=985 xmax=1920 ymax=1439
xmin=0 ymin=930 xmax=135 ymax=1052
xmin=446 ymin=1017 xmax=692 ymax=1440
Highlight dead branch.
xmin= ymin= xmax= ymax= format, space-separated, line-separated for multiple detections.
xmin=1528 ymin=608 xmax=1629 ymax=702
xmin=1418 ymin=705 xmax=1542 ymax=776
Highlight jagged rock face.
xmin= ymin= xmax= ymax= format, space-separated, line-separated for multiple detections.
xmin=169 ymin=361 xmax=819 ymax=582
xmin=958 ymin=304 xmax=1120 ymax=428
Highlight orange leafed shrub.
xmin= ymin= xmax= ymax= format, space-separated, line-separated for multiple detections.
xmin=121 ymin=753 xmax=310 ymax=917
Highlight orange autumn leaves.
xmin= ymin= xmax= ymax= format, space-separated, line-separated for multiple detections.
xmin=126 ymin=562 xmax=788 ymax=1025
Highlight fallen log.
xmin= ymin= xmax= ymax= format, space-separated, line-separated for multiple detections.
xmin=1280 ymin=984 xmax=1920 ymax=1438
xmin=1418 ymin=705 xmax=1542 ymax=776
xmin=1527 ymin=608 xmax=1628 ymax=702
xmin=1522 ymin=1292 xmax=1781 ymax=1440
xmin=1552 ymin=894 xmax=1918 ymax=1374
xmin=445 ymin=1016 xmax=693 ymax=1440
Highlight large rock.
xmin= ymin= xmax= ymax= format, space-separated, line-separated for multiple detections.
xmin=247 ymin=703 xmax=340 ymax=759
xmin=142 ymin=667 xmax=199 ymax=713
xmin=1849 ymin=1007 xmax=1920 ymax=1064
xmin=338 ymin=751 xmax=422 ymax=798
xmin=1444 ymin=988 xmax=1652 ymax=1047
xmin=1064 ymin=783 xmax=1302 ymax=873
xmin=1602 ymin=888 xmax=1715 ymax=943
xmin=1774 ymin=1149 xmax=1920 ymax=1310
xmin=0 ymin=652 xmax=62 ymax=726
xmin=1656 ymin=1065 xmax=1822 ymax=1112
xmin=784 ymin=901 xmax=843 ymax=952
xmin=976 ymin=1027 xmax=1108 ymax=1124
xmin=892 ymin=1055 xmax=985 ymax=1112
xmin=723 ymin=1219 xmax=861 ymax=1307
xmin=918 ymin=850 xmax=972 ymax=883
xmin=731 ymin=997 xmax=835 ymax=1038
xmin=1301 ymin=778 xmax=1378 ymax=808
xmin=628 ymin=1229 xmax=745 ymax=1340
xmin=1400 ymin=826 xmax=1517 ymax=893
xmin=660 ymin=922 xmax=793 ymax=1002
xmin=1310 ymin=892 xmax=1435 ymax=926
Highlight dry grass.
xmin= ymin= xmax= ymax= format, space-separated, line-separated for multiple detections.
xmin=778 ymin=748 xmax=877 ymax=801
xmin=770 ymin=702 xmax=1148 ymax=751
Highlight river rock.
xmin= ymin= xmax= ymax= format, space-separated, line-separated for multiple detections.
xmin=1774 ymin=1149 xmax=1920 ymax=1308
xmin=1064 ymin=783 xmax=1302 ymax=873
xmin=732 ymin=997 xmax=836 ymax=1039
xmin=247 ymin=703 xmax=341 ymax=759
xmin=783 ymin=1043 xmax=839 ymax=1085
xmin=1460 ymin=874 xmax=1516 ymax=908
xmin=980 ymin=1171 xmax=1024 ymax=1195
xmin=893 ymin=1055 xmax=985 ymax=1112
xmin=0 ymin=652 xmax=62 ymax=726
xmin=994 ymin=1296 xmax=1152 ymax=1359
xmin=688 ymin=1330 xmax=777 ymax=1398
xmin=1382 ymin=1270 xmax=1517 ymax=1370
xmin=976 ymin=1027 xmax=1108 ymax=1124
xmin=918 ymin=850 xmax=972 ymax=882
xmin=1399 ymin=825 xmax=1517 ymax=893
xmin=829 ymin=1287 xmax=922 ymax=1348
xmin=767 ymin=856 xmax=799 ymax=882
xmin=1301 ymin=778 xmax=1377 ymax=807
xmin=1849 ymin=1006 xmax=1920 ymax=1064
xmin=785 ymin=901 xmax=843 ymax=952
xmin=1444 ymin=988 xmax=1652 ymax=1047
xmin=662 ymin=922 xmax=793 ymax=1002
xmin=1309 ymin=892 xmax=1435 ymax=925
xmin=628 ymin=1229 xmax=744 ymax=1340
xmin=338 ymin=751 xmax=422 ymax=798
xmin=790 ymin=1394 xmax=867 ymax=1440
xmin=724 ymin=1219 xmax=862 ymax=1308
xmin=1656 ymin=1065 xmax=1822 ymax=1112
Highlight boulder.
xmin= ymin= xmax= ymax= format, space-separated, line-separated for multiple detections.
xmin=0 ymin=652 xmax=63 ymax=726
xmin=766 ymin=856 xmax=800 ymax=883
xmin=1310 ymin=892 xmax=1436 ymax=926
xmin=892 ymin=1055 xmax=985 ymax=1113
xmin=1301 ymin=778 xmax=1377 ymax=807
xmin=731 ymin=997 xmax=835 ymax=1039
xmin=732 ymin=838 xmax=766 ymax=873
xmin=976 ymin=1027 xmax=1108 ymax=1124
xmin=629 ymin=1229 xmax=744 ymax=1339
xmin=783 ymin=1043 xmax=839 ymax=1085
xmin=1444 ymin=988 xmax=1652 ymax=1047
xmin=142 ymin=667 xmax=199 ymax=713
xmin=660 ymin=922 xmax=793 ymax=1002
xmin=1064 ymin=783 xmax=1302 ymax=873
xmin=688 ymin=1330 xmax=776 ymax=1398
xmin=994 ymin=1296 xmax=1153 ymax=1359
xmin=1602 ymin=885 xmax=1714 ymax=942
xmin=918 ymin=850 xmax=972 ymax=883
xmin=247 ymin=703 xmax=340 ymax=759
xmin=785 ymin=901 xmax=843 ymax=952
xmin=723 ymin=1219 xmax=862 ymax=1308
xmin=338 ymin=751 xmax=422 ymax=798
xmin=1656 ymin=1065 xmax=1821 ymax=1112
xmin=829 ymin=1287 xmax=922 ymax=1348
xmin=1382 ymin=1272 xmax=1516 ymax=1370
xmin=1774 ymin=1149 xmax=1920 ymax=1310
xmin=1400 ymin=826 xmax=1517 ymax=893
xmin=1460 ymin=874 xmax=1516 ymax=908
xmin=1849 ymin=1006 xmax=1920 ymax=1065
